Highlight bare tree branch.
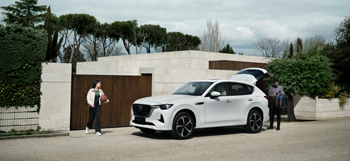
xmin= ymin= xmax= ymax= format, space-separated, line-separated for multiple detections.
xmin=200 ymin=19 xmax=225 ymax=52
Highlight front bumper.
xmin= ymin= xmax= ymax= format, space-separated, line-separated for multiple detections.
xmin=130 ymin=107 xmax=173 ymax=131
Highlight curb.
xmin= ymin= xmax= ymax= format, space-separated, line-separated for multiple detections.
xmin=0 ymin=131 xmax=69 ymax=140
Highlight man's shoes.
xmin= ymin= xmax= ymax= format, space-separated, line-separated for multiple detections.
xmin=276 ymin=127 xmax=280 ymax=131
xmin=85 ymin=127 xmax=89 ymax=134
xmin=96 ymin=132 xmax=102 ymax=136
xmin=267 ymin=126 xmax=273 ymax=129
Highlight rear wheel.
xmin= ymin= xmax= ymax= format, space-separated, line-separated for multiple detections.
xmin=245 ymin=110 xmax=263 ymax=133
xmin=139 ymin=128 xmax=156 ymax=134
xmin=171 ymin=112 xmax=194 ymax=139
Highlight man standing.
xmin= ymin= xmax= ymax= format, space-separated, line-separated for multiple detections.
xmin=267 ymin=78 xmax=284 ymax=131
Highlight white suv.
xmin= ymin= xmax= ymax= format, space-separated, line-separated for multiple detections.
xmin=130 ymin=68 xmax=270 ymax=139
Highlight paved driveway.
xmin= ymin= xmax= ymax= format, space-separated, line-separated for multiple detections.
xmin=1 ymin=117 xmax=350 ymax=161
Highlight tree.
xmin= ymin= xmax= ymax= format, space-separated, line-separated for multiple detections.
xmin=219 ymin=43 xmax=236 ymax=54
xmin=322 ymin=16 xmax=350 ymax=84
xmin=60 ymin=47 xmax=85 ymax=74
xmin=253 ymin=38 xmax=289 ymax=58
xmin=265 ymin=48 xmax=333 ymax=121
xmin=183 ymin=34 xmax=201 ymax=50
xmin=139 ymin=24 xmax=167 ymax=53
xmin=335 ymin=16 xmax=350 ymax=48
xmin=164 ymin=32 xmax=200 ymax=52
xmin=82 ymin=41 xmax=124 ymax=61
xmin=58 ymin=13 xmax=97 ymax=63
xmin=303 ymin=35 xmax=325 ymax=52
xmin=110 ymin=20 xmax=136 ymax=55
xmin=99 ymin=23 xmax=119 ymax=57
xmin=296 ymin=37 xmax=302 ymax=55
xmin=131 ymin=25 xmax=149 ymax=54
xmin=288 ymin=43 xmax=293 ymax=58
xmin=0 ymin=0 xmax=46 ymax=27
xmin=43 ymin=6 xmax=63 ymax=62
xmin=166 ymin=32 xmax=186 ymax=51
xmin=200 ymin=19 xmax=225 ymax=52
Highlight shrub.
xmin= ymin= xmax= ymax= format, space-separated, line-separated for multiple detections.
xmin=0 ymin=25 xmax=47 ymax=111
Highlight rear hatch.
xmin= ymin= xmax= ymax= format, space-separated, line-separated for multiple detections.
xmin=230 ymin=68 xmax=272 ymax=84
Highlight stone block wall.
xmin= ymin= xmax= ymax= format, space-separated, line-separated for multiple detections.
xmin=294 ymin=96 xmax=350 ymax=120
xmin=39 ymin=63 xmax=72 ymax=131
xmin=77 ymin=50 xmax=268 ymax=96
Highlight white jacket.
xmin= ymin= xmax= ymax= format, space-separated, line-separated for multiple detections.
xmin=87 ymin=88 xmax=106 ymax=106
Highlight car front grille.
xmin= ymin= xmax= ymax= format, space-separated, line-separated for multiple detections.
xmin=132 ymin=104 xmax=153 ymax=117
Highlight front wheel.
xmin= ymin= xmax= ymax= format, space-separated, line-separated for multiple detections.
xmin=171 ymin=112 xmax=194 ymax=139
xmin=244 ymin=110 xmax=263 ymax=133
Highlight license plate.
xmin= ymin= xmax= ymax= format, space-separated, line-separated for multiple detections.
xmin=135 ymin=117 xmax=145 ymax=124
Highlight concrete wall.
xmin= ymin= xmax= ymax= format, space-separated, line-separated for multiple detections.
xmin=39 ymin=63 xmax=72 ymax=131
xmin=294 ymin=96 xmax=350 ymax=120
xmin=77 ymin=50 xmax=269 ymax=95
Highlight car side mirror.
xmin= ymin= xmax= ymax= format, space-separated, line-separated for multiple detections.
xmin=211 ymin=91 xmax=220 ymax=97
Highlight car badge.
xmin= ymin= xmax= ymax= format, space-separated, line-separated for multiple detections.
xmin=138 ymin=105 xmax=143 ymax=111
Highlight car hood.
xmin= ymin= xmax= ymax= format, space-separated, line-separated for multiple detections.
xmin=134 ymin=95 xmax=196 ymax=105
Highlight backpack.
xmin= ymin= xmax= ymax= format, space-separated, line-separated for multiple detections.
xmin=275 ymin=91 xmax=287 ymax=108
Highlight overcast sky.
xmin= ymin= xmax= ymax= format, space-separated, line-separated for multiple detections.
xmin=1 ymin=0 xmax=349 ymax=56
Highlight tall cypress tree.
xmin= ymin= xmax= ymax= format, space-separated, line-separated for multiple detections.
xmin=43 ymin=6 xmax=62 ymax=61
xmin=288 ymin=43 xmax=293 ymax=58
xmin=296 ymin=37 xmax=303 ymax=55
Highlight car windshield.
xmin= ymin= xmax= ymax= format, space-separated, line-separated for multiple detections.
xmin=172 ymin=82 xmax=213 ymax=96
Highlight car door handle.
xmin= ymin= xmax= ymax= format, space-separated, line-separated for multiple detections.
xmin=248 ymin=98 xmax=253 ymax=101
xmin=195 ymin=102 xmax=204 ymax=105
xmin=226 ymin=99 xmax=231 ymax=103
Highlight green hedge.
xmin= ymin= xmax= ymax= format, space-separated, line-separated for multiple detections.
xmin=0 ymin=25 xmax=47 ymax=111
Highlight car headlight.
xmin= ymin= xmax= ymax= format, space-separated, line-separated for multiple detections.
xmin=151 ymin=104 xmax=173 ymax=110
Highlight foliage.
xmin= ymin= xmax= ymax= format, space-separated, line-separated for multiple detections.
xmin=43 ymin=6 xmax=63 ymax=62
xmin=0 ymin=127 xmax=53 ymax=137
xmin=58 ymin=13 xmax=97 ymax=63
xmin=264 ymin=48 xmax=333 ymax=99
xmin=0 ymin=0 xmax=46 ymax=27
xmin=321 ymin=15 xmax=350 ymax=85
xmin=60 ymin=47 xmax=85 ymax=74
xmin=322 ymin=42 xmax=350 ymax=84
xmin=324 ymin=83 xmax=341 ymax=99
xmin=324 ymin=83 xmax=350 ymax=108
xmin=165 ymin=32 xmax=200 ymax=52
xmin=0 ymin=25 xmax=46 ymax=111
xmin=338 ymin=91 xmax=350 ymax=108
xmin=166 ymin=32 xmax=186 ymax=51
xmin=335 ymin=16 xmax=350 ymax=48
xmin=288 ymin=43 xmax=293 ymax=58
xmin=219 ymin=43 xmax=236 ymax=54
xmin=296 ymin=37 xmax=302 ymax=55
xmin=140 ymin=24 xmax=167 ymax=53
xmin=110 ymin=20 xmax=136 ymax=55
xmin=183 ymin=34 xmax=201 ymax=50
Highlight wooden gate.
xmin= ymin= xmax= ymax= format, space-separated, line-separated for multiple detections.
xmin=70 ymin=75 xmax=152 ymax=130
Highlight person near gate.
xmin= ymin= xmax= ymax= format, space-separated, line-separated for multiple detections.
xmin=85 ymin=80 xmax=109 ymax=136
xmin=267 ymin=78 xmax=284 ymax=131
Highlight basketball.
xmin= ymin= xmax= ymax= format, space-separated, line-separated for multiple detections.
xmin=100 ymin=95 xmax=108 ymax=103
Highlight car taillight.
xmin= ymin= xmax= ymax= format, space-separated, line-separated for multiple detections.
xmin=264 ymin=96 xmax=269 ymax=99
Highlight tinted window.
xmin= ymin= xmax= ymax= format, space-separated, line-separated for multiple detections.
xmin=229 ymin=83 xmax=254 ymax=95
xmin=207 ymin=83 xmax=228 ymax=96
xmin=173 ymin=82 xmax=213 ymax=96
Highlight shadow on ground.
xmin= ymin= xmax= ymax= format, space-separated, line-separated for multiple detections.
xmin=131 ymin=125 xmax=269 ymax=140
